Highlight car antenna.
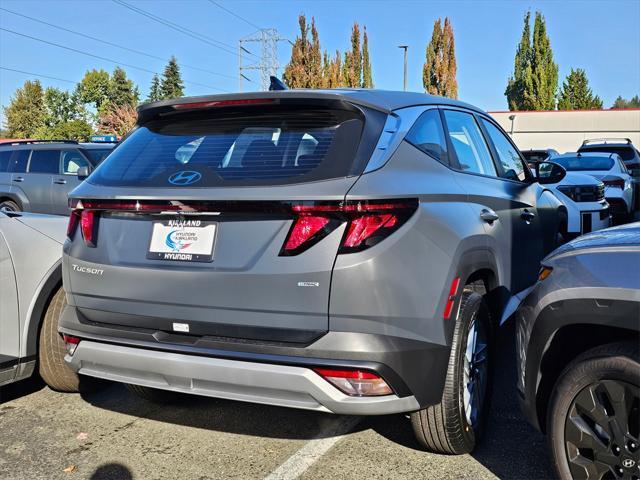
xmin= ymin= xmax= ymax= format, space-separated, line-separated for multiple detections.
xmin=269 ymin=76 xmax=288 ymax=91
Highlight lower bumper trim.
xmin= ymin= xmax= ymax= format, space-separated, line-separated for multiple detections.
xmin=67 ymin=340 xmax=420 ymax=415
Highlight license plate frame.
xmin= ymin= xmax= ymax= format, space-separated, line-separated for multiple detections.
xmin=147 ymin=219 xmax=217 ymax=263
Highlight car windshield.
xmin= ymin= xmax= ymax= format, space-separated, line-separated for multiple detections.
xmin=579 ymin=146 xmax=636 ymax=161
xmin=553 ymin=156 xmax=614 ymax=171
xmin=521 ymin=151 xmax=550 ymax=163
xmin=83 ymin=147 xmax=114 ymax=164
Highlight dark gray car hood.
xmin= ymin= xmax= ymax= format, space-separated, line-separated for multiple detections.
xmin=547 ymin=222 xmax=640 ymax=260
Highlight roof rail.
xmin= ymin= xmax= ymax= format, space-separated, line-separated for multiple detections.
xmin=581 ymin=138 xmax=632 ymax=146
xmin=0 ymin=139 xmax=78 ymax=146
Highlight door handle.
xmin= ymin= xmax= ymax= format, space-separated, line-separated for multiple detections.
xmin=480 ymin=209 xmax=499 ymax=224
xmin=521 ymin=210 xmax=536 ymax=222
xmin=12 ymin=177 xmax=24 ymax=182
xmin=54 ymin=179 xmax=67 ymax=185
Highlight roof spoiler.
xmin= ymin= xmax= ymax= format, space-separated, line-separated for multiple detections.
xmin=582 ymin=138 xmax=632 ymax=146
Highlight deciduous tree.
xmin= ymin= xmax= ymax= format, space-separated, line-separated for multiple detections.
xmin=423 ymin=17 xmax=457 ymax=98
xmin=558 ymin=68 xmax=602 ymax=110
xmin=76 ymin=69 xmax=111 ymax=113
xmin=97 ymin=104 xmax=137 ymax=136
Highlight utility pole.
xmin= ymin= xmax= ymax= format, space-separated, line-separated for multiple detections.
xmin=239 ymin=29 xmax=289 ymax=92
xmin=398 ymin=45 xmax=408 ymax=91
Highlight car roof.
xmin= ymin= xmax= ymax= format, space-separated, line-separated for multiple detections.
xmin=0 ymin=142 xmax=84 ymax=151
xmin=137 ymin=89 xmax=486 ymax=117
xmin=79 ymin=143 xmax=116 ymax=149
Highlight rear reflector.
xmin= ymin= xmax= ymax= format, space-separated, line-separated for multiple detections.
xmin=62 ymin=335 xmax=80 ymax=355
xmin=313 ymin=368 xmax=392 ymax=396
xmin=443 ymin=277 xmax=461 ymax=319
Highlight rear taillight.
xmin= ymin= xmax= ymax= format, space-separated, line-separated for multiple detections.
xmin=280 ymin=199 xmax=418 ymax=256
xmin=313 ymin=368 xmax=392 ymax=396
xmin=67 ymin=210 xmax=81 ymax=239
xmin=67 ymin=203 xmax=99 ymax=248
xmin=62 ymin=334 xmax=80 ymax=355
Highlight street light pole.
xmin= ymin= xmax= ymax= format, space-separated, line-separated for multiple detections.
xmin=398 ymin=45 xmax=408 ymax=91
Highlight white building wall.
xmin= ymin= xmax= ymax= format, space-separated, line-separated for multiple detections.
xmin=489 ymin=109 xmax=640 ymax=153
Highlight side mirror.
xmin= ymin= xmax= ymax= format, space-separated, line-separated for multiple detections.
xmin=77 ymin=166 xmax=90 ymax=180
xmin=536 ymin=161 xmax=566 ymax=185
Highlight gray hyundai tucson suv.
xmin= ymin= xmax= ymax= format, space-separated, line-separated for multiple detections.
xmin=59 ymin=90 xmax=567 ymax=454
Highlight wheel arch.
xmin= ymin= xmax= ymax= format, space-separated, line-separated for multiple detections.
xmin=535 ymin=323 xmax=639 ymax=433
xmin=22 ymin=261 xmax=63 ymax=359
xmin=0 ymin=192 xmax=25 ymax=211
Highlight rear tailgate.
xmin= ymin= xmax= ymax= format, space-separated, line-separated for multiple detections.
xmin=65 ymin=99 xmax=386 ymax=344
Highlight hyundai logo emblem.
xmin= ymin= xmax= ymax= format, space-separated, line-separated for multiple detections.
xmin=168 ymin=170 xmax=202 ymax=186
xmin=622 ymin=458 xmax=636 ymax=468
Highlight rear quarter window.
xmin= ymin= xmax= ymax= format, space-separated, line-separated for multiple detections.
xmin=90 ymin=105 xmax=368 ymax=187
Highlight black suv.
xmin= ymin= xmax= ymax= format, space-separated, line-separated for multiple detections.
xmin=0 ymin=140 xmax=96 ymax=215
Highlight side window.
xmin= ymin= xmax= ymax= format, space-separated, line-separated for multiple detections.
xmin=62 ymin=150 xmax=90 ymax=174
xmin=7 ymin=150 xmax=29 ymax=173
xmin=405 ymin=109 xmax=448 ymax=164
xmin=481 ymin=119 xmax=528 ymax=182
xmin=29 ymin=150 xmax=60 ymax=174
xmin=442 ymin=110 xmax=497 ymax=176
xmin=0 ymin=151 xmax=10 ymax=172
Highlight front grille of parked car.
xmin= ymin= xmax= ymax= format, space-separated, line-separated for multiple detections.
xmin=558 ymin=184 xmax=605 ymax=202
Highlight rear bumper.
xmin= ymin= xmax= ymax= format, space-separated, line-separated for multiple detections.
xmin=66 ymin=340 xmax=420 ymax=415
xmin=59 ymin=305 xmax=448 ymax=415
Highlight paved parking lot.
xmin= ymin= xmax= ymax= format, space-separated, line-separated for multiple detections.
xmin=0 ymin=325 xmax=554 ymax=480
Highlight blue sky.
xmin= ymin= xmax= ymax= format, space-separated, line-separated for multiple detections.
xmin=1 ymin=0 xmax=639 ymax=127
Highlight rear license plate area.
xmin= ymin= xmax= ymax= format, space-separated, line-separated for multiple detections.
xmin=147 ymin=219 xmax=216 ymax=262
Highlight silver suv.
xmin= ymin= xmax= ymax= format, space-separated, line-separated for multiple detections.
xmin=59 ymin=90 xmax=566 ymax=454
xmin=0 ymin=140 xmax=97 ymax=215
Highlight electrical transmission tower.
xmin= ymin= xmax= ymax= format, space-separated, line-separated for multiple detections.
xmin=239 ymin=29 xmax=289 ymax=92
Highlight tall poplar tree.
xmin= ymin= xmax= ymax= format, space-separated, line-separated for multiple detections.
xmin=362 ymin=27 xmax=373 ymax=88
xmin=283 ymin=15 xmax=312 ymax=88
xmin=527 ymin=12 xmax=558 ymax=110
xmin=423 ymin=17 xmax=457 ymax=98
xmin=505 ymin=11 xmax=532 ymax=110
xmin=344 ymin=23 xmax=362 ymax=87
xmin=160 ymin=56 xmax=184 ymax=99
xmin=558 ymin=69 xmax=602 ymax=110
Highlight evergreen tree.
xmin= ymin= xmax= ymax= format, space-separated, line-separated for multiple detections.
xmin=526 ymin=12 xmax=558 ymax=110
xmin=344 ymin=23 xmax=362 ymax=87
xmin=505 ymin=11 xmax=532 ymax=110
xmin=109 ymin=67 xmax=138 ymax=107
xmin=558 ymin=68 xmax=602 ymax=110
xmin=423 ymin=17 xmax=458 ymax=98
xmin=148 ymin=74 xmax=162 ymax=102
xmin=4 ymin=80 xmax=45 ymax=138
xmin=362 ymin=27 xmax=373 ymax=88
xmin=611 ymin=95 xmax=640 ymax=109
xmin=160 ymin=56 xmax=184 ymax=99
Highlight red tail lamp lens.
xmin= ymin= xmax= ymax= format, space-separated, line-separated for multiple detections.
xmin=284 ymin=216 xmax=330 ymax=252
xmin=342 ymin=213 xmax=398 ymax=249
xmin=80 ymin=210 xmax=97 ymax=247
xmin=313 ymin=368 xmax=393 ymax=396
xmin=67 ymin=210 xmax=81 ymax=239
xmin=62 ymin=334 xmax=80 ymax=355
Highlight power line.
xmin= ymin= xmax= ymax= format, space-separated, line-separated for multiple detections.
xmin=0 ymin=7 xmax=235 ymax=80
xmin=0 ymin=66 xmax=76 ymax=84
xmin=0 ymin=27 xmax=228 ymax=92
xmin=112 ymin=0 xmax=258 ymax=59
xmin=208 ymin=0 xmax=261 ymax=31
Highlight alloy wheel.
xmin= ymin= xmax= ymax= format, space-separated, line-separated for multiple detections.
xmin=565 ymin=380 xmax=640 ymax=480
xmin=463 ymin=312 xmax=489 ymax=428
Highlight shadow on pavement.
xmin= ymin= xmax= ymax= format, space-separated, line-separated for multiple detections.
xmin=90 ymin=463 xmax=133 ymax=480
xmin=0 ymin=374 xmax=45 ymax=404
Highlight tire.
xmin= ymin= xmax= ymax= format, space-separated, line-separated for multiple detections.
xmin=548 ymin=342 xmax=640 ymax=480
xmin=126 ymin=384 xmax=183 ymax=404
xmin=0 ymin=199 xmax=21 ymax=212
xmin=410 ymin=290 xmax=493 ymax=454
xmin=38 ymin=287 xmax=80 ymax=392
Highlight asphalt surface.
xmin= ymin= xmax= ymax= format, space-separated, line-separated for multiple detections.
xmin=0 ymin=324 xmax=555 ymax=480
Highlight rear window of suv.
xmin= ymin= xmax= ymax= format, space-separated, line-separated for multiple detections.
xmin=578 ymin=146 xmax=636 ymax=161
xmin=554 ymin=156 xmax=614 ymax=171
xmin=89 ymin=105 xmax=367 ymax=187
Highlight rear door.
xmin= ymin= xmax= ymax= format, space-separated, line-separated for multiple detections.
xmin=65 ymin=101 xmax=384 ymax=342
xmin=441 ymin=108 xmax=541 ymax=294
xmin=51 ymin=149 xmax=92 ymax=215
xmin=21 ymin=149 xmax=59 ymax=214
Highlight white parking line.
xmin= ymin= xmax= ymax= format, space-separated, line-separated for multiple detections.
xmin=264 ymin=416 xmax=361 ymax=480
